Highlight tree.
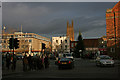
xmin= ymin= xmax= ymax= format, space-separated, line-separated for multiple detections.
xmin=74 ymin=30 xmax=85 ymax=58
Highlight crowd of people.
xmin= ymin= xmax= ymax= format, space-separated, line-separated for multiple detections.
xmin=2 ymin=52 xmax=17 ymax=71
xmin=2 ymin=52 xmax=50 ymax=72
xmin=23 ymin=54 xmax=49 ymax=71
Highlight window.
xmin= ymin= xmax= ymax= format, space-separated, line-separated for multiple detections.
xmin=71 ymin=43 xmax=74 ymax=47
xmin=26 ymin=35 xmax=28 ymax=37
xmin=21 ymin=45 xmax=24 ymax=48
xmin=75 ymin=43 xmax=77 ymax=46
xmin=0 ymin=40 xmax=2 ymax=43
xmin=110 ymin=48 xmax=115 ymax=52
xmin=65 ymin=45 xmax=67 ymax=50
xmin=25 ymin=40 xmax=28 ymax=42
xmin=29 ymin=39 xmax=32 ymax=42
xmin=56 ymin=40 xmax=58 ymax=43
xmin=4 ymin=40 xmax=6 ymax=43
xmin=29 ymin=35 xmax=32 ymax=37
xmin=3 ymin=45 xmax=6 ymax=48
xmin=61 ymin=40 xmax=62 ymax=43
xmin=65 ymin=40 xmax=67 ymax=43
xmin=61 ymin=46 xmax=62 ymax=49
xmin=15 ymin=35 xmax=18 ymax=37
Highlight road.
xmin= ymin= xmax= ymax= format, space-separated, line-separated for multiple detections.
xmin=2 ymin=58 xmax=120 ymax=79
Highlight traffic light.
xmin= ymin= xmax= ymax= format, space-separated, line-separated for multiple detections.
xmin=9 ymin=38 xmax=14 ymax=49
xmin=42 ymin=43 xmax=46 ymax=49
xmin=14 ymin=38 xmax=19 ymax=49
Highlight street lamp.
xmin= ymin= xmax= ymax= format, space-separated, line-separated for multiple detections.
xmin=114 ymin=12 xmax=117 ymax=58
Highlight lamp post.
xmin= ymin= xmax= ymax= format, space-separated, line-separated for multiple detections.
xmin=114 ymin=12 xmax=117 ymax=58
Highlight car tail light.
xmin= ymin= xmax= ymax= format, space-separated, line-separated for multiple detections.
xmin=58 ymin=61 xmax=60 ymax=63
xmin=68 ymin=61 xmax=71 ymax=63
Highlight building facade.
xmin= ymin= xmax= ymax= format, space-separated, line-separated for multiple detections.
xmin=106 ymin=1 xmax=120 ymax=58
xmin=66 ymin=20 xmax=74 ymax=41
xmin=52 ymin=36 xmax=70 ymax=53
xmin=1 ymin=32 xmax=51 ymax=56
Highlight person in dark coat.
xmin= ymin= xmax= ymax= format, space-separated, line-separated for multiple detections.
xmin=37 ymin=56 xmax=42 ymax=70
xmin=44 ymin=55 xmax=49 ymax=69
xmin=5 ymin=52 xmax=11 ymax=70
xmin=28 ymin=55 xmax=32 ymax=70
xmin=13 ymin=54 xmax=17 ymax=71
xmin=23 ymin=55 xmax=28 ymax=71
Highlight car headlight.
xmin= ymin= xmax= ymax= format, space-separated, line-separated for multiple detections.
xmin=111 ymin=61 xmax=114 ymax=64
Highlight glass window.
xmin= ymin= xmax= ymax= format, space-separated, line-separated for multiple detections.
xmin=25 ymin=40 xmax=28 ymax=42
xmin=3 ymin=45 xmax=6 ymax=48
xmin=65 ymin=45 xmax=67 ymax=49
xmin=61 ymin=46 xmax=62 ymax=49
xmin=56 ymin=40 xmax=58 ymax=43
xmin=29 ymin=35 xmax=32 ymax=37
xmin=15 ymin=35 xmax=18 ymax=37
xmin=21 ymin=45 xmax=24 ymax=48
xmin=71 ymin=43 xmax=74 ymax=47
xmin=61 ymin=40 xmax=62 ymax=43
xmin=26 ymin=35 xmax=28 ymax=37
xmin=29 ymin=39 xmax=32 ymax=42
xmin=75 ymin=43 xmax=77 ymax=46
xmin=4 ymin=40 xmax=6 ymax=43
xmin=65 ymin=40 xmax=67 ymax=43
xmin=0 ymin=40 xmax=2 ymax=43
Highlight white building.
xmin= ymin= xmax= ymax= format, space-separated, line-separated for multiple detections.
xmin=52 ymin=36 xmax=70 ymax=53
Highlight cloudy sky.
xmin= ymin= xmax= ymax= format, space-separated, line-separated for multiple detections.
xmin=2 ymin=2 xmax=117 ymax=40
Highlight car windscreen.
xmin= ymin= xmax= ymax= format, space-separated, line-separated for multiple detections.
xmin=60 ymin=58 xmax=70 ymax=61
xmin=65 ymin=54 xmax=72 ymax=56
xmin=100 ymin=56 xmax=111 ymax=59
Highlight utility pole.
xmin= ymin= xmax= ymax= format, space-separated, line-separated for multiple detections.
xmin=114 ymin=12 xmax=117 ymax=59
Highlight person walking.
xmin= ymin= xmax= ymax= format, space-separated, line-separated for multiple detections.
xmin=5 ymin=52 xmax=11 ymax=70
xmin=23 ymin=55 xmax=28 ymax=71
xmin=12 ymin=54 xmax=17 ymax=71
xmin=28 ymin=54 xmax=32 ymax=71
xmin=44 ymin=54 xmax=49 ymax=69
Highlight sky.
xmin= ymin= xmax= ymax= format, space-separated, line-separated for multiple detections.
xmin=2 ymin=2 xmax=117 ymax=40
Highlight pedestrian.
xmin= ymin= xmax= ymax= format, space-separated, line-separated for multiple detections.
xmin=12 ymin=54 xmax=17 ymax=71
xmin=37 ymin=56 xmax=42 ymax=70
xmin=32 ymin=54 xmax=38 ymax=70
xmin=28 ymin=54 xmax=32 ymax=71
xmin=41 ymin=55 xmax=45 ymax=69
xmin=44 ymin=54 xmax=49 ymax=69
xmin=2 ymin=54 xmax=5 ymax=70
xmin=23 ymin=55 xmax=28 ymax=71
xmin=5 ymin=52 xmax=11 ymax=70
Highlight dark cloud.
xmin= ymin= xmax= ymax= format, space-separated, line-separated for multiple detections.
xmin=2 ymin=2 xmax=116 ymax=39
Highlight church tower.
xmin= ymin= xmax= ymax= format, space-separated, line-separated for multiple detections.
xmin=66 ymin=20 xmax=74 ymax=41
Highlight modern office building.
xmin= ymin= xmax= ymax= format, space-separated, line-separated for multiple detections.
xmin=1 ymin=32 xmax=51 ymax=56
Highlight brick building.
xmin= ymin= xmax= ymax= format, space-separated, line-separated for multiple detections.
xmin=106 ymin=1 xmax=120 ymax=58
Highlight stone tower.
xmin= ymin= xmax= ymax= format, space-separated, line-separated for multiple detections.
xmin=66 ymin=20 xmax=74 ymax=41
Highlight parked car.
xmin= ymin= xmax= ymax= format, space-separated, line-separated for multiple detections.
xmin=96 ymin=55 xmax=114 ymax=67
xmin=55 ymin=53 xmax=64 ymax=65
xmin=16 ymin=53 xmax=23 ymax=60
xmin=63 ymin=53 xmax=74 ymax=61
xmin=57 ymin=58 xmax=74 ymax=69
